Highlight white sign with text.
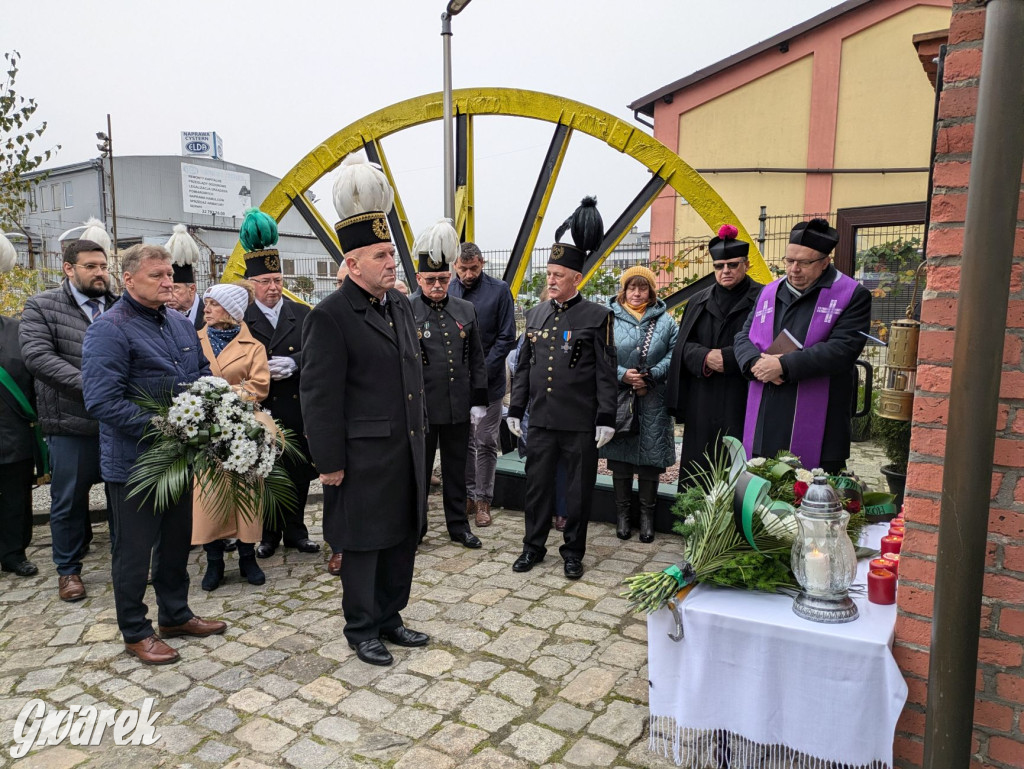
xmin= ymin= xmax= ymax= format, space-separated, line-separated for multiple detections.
xmin=181 ymin=164 xmax=251 ymax=218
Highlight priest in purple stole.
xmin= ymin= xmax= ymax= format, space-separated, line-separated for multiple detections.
xmin=733 ymin=218 xmax=871 ymax=473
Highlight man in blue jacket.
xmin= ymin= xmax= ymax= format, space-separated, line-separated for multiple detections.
xmin=83 ymin=243 xmax=227 ymax=665
xmin=447 ymin=243 xmax=516 ymax=528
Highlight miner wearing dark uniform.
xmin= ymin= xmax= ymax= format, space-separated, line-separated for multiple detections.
xmin=300 ymin=157 xmax=428 ymax=667
xmin=412 ymin=219 xmax=489 ymax=548
xmin=506 ymin=197 xmax=618 ymax=580
xmin=239 ymin=210 xmax=320 ymax=558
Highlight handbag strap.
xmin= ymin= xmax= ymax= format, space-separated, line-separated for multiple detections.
xmin=637 ymin=317 xmax=658 ymax=366
xmin=0 ymin=365 xmax=50 ymax=480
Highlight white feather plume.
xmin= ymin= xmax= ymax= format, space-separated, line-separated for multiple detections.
xmin=165 ymin=223 xmax=199 ymax=266
xmin=412 ymin=219 xmax=460 ymax=265
xmin=332 ymin=155 xmax=395 ymax=220
xmin=79 ymin=217 xmax=112 ymax=255
xmin=0 ymin=232 xmax=16 ymax=274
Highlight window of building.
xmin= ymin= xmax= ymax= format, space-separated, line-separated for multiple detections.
xmin=51 ymin=184 xmax=61 ymax=211
xmin=63 ymin=182 xmax=74 ymax=208
xmin=316 ymin=261 xmax=329 ymax=277
xmin=282 ymin=258 xmax=295 ymax=275
xmin=25 ymin=188 xmax=35 ymax=212
xmin=39 ymin=185 xmax=49 ymax=212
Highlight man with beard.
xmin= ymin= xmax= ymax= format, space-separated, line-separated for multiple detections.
xmin=239 ymin=209 xmax=320 ymax=558
xmin=666 ymin=225 xmax=762 ymax=485
xmin=411 ymin=219 xmax=488 ymax=548
xmin=20 ymin=224 xmax=118 ymax=602
xmin=447 ymin=242 xmax=516 ymax=528
xmin=734 ymin=218 xmax=871 ymax=472
xmin=301 ymin=157 xmax=428 ymax=667
xmin=165 ymin=224 xmax=204 ymax=330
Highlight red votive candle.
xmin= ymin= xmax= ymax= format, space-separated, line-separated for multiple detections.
xmin=880 ymin=535 xmax=903 ymax=555
xmin=868 ymin=569 xmax=897 ymax=604
xmin=870 ymin=557 xmax=893 ymax=574
xmin=882 ymin=552 xmax=900 ymax=577
xmin=888 ymin=524 xmax=906 ymax=538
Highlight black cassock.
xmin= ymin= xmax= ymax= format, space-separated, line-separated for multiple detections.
xmin=665 ymin=276 xmax=762 ymax=484
xmin=733 ymin=265 xmax=871 ymax=470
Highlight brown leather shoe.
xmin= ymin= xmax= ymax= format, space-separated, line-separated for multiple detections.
xmin=554 ymin=516 xmax=567 ymax=532
xmin=327 ymin=552 xmax=342 ymax=576
xmin=475 ymin=500 xmax=492 ymax=527
xmin=159 ymin=616 xmax=228 ymax=638
xmin=58 ymin=574 xmax=86 ymax=602
xmin=125 ymin=635 xmax=180 ymax=665
xmin=467 ymin=498 xmax=477 ymax=521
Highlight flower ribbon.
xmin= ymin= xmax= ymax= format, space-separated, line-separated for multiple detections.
xmin=663 ymin=562 xmax=696 ymax=587
xmin=862 ymin=491 xmax=898 ymax=518
xmin=722 ymin=436 xmax=794 ymax=552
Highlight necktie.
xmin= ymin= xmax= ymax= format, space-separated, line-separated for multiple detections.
xmin=85 ymin=299 xmax=101 ymax=321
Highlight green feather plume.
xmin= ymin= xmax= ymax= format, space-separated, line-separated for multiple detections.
xmin=239 ymin=208 xmax=279 ymax=252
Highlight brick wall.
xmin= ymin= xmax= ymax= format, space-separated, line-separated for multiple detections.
xmin=894 ymin=2 xmax=1024 ymax=767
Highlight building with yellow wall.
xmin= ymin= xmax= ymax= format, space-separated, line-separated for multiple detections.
xmin=629 ymin=0 xmax=952 ymax=250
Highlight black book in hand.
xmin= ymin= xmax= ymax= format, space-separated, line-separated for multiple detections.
xmin=765 ymin=329 xmax=803 ymax=355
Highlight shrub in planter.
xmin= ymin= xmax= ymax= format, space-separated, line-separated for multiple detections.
xmin=872 ymin=415 xmax=911 ymax=506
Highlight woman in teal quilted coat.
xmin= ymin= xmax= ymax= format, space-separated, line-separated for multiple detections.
xmin=599 ymin=266 xmax=677 ymax=542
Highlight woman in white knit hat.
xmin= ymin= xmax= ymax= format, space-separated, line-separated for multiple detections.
xmin=193 ymin=280 xmax=271 ymax=590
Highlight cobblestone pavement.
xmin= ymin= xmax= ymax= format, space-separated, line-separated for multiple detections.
xmin=3 ymin=442 xmax=888 ymax=768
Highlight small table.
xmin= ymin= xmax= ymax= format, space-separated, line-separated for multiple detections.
xmin=647 ymin=524 xmax=906 ymax=769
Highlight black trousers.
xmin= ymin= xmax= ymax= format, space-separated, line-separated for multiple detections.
xmin=261 ymin=458 xmax=311 ymax=546
xmin=425 ymin=421 xmax=472 ymax=537
xmin=339 ymin=527 xmax=418 ymax=645
xmin=523 ymin=427 xmax=596 ymax=561
xmin=0 ymin=459 xmax=33 ymax=567
xmin=108 ymin=481 xmax=193 ymax=644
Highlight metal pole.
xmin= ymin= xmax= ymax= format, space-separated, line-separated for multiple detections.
xmin=441 ymin=12 xmax=455 ymax=220
xmin=923 ymin=2 xmax=1024 ymax=767
xmin=106 ymin=114 xmax=119 ymax=253
xmin=757 ymin=205 xmax=767 ymax=256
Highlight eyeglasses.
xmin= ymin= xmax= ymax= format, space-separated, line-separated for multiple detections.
xmin=73 ymin=263 xmax=109 ymax=272
xmin=712 ymin=260 xmax=746 ymax=271
xmin=421 ymin=276 xmax=451 ymax=286
xmin=783 ymin=255 xmax=827 ymax=268
xmin=250 ymin=277 xmax=284 ymax=286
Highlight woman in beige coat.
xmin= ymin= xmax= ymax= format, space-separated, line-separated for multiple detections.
xmin=193 ymin=281 xmax=271 ymax=591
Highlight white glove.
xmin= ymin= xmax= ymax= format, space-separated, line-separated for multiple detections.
xmin=268 ymin=356 xmax=297 ymax=380
xmin=506 ymin=417 xmax=522 ymax=437
xmin=595 ymin=426 xmax=616 ymax=448
xmin=470 ymin=406 xmax=487 ymax=426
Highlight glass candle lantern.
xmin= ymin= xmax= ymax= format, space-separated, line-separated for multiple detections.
xmin=791 ymin=475 xmax=859 ymax=623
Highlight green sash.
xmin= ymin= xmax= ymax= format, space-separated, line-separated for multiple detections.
xmin=0 ymin=366 xmax=50 ymax=483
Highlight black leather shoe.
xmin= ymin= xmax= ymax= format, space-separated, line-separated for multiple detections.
xmin=349 ymin=638 xmax=393 ymax=666
xmin=563 ymin=557 xmax=584 ymax=580
xmin=512 ymin=550 xmax=544 ymax=573
xmin=2 ymin=560 xmax=38 ymax=577
xmin=288 ymin=538 xmax=321 ymax=554
xmin=255 ymin=542 xmax=277 ymax=559
xmin=381 ymin=625 xmax=429 ymax=647
xmin=450 ymin=530 xmax=482 ymax=549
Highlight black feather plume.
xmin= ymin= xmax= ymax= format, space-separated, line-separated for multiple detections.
xmin=555 ymin=196 xmax=603 ymax=254
xmin=807 ymin=217 xmax=830 ymax=231
xmin=554 ymin=214 xmax=575 ymax=243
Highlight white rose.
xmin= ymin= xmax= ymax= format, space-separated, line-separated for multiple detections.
xmin=795 ymin=468 xmax=814 ymax=484
xmin=748 ymin=457 xmax=766 ymax=467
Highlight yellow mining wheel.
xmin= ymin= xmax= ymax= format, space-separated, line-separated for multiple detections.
xmin=224 ymin=87 xmax=771 ymax=298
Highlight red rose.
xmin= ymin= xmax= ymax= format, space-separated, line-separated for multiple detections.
xmin=793 ymin=481 xmax=809 ymax=503
xmin=846 ymin=499 xmax=862 ymax=513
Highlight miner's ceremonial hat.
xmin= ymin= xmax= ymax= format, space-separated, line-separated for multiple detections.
xmin=332 ymin=157 xmax=395 ymax=254
xmin=413 ymin=219 xmax=459 ymax=273
xmin=709 ymin=224 xmax=750 ymax=262
xmin=166 ymin=224 xmax=199 ymax=283
xmin=549 ymin=196 xmax=603 ymax=274
xmin=240 ymin=209 xmax=281 ymax=277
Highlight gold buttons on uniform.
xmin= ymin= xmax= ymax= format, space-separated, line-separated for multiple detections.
xmin=289 ymin=346 xmax=294 ymax=351
xmin=408 ymin=394 xmax=413 ymax=400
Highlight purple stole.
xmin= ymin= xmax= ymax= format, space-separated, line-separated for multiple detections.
xmin=742 ymin=273 xmax=859 ymax=467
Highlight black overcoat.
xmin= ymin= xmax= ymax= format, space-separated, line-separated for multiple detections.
xmin=244 ymin=298 xmax=314 ymax=475
xmin=733 ymin=265 xmax=871 ymax=466
xmin=300 ymin=279 xmax=427 ymax=551
xmin=412 ymin=295 xmax=488 ymax=425
xmin=508 ymin=295 xmax=618 ymax=431
xmin=665 ymin=276 xmax=762 ymax=476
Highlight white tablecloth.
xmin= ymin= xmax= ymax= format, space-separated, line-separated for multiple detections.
xmin=648 ymin=523 xmax=907 ymax=769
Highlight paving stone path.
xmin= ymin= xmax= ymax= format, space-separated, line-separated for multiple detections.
xmin=2 ymin=442 xmax=888 ymax=768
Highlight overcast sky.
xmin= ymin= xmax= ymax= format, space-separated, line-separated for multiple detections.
xmin=7 ymin=0 xmax=843 ymax=248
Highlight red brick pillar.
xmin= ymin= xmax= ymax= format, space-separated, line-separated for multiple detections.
xmin=894 ymin=3 xmax=1024 ymax=767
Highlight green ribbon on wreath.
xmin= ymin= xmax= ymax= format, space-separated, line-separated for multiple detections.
xmin=862 ymin=491 xmax=898 ymax=518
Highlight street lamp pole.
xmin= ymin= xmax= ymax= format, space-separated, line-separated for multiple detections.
xmin=96 ymin=114 xmax=119 ymax=252
xmin=441 ymin=0 xmax=473 ymax=222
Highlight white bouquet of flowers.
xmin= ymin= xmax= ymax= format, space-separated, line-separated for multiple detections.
xmin=128 ymin=376 xmax=297 ymax=524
